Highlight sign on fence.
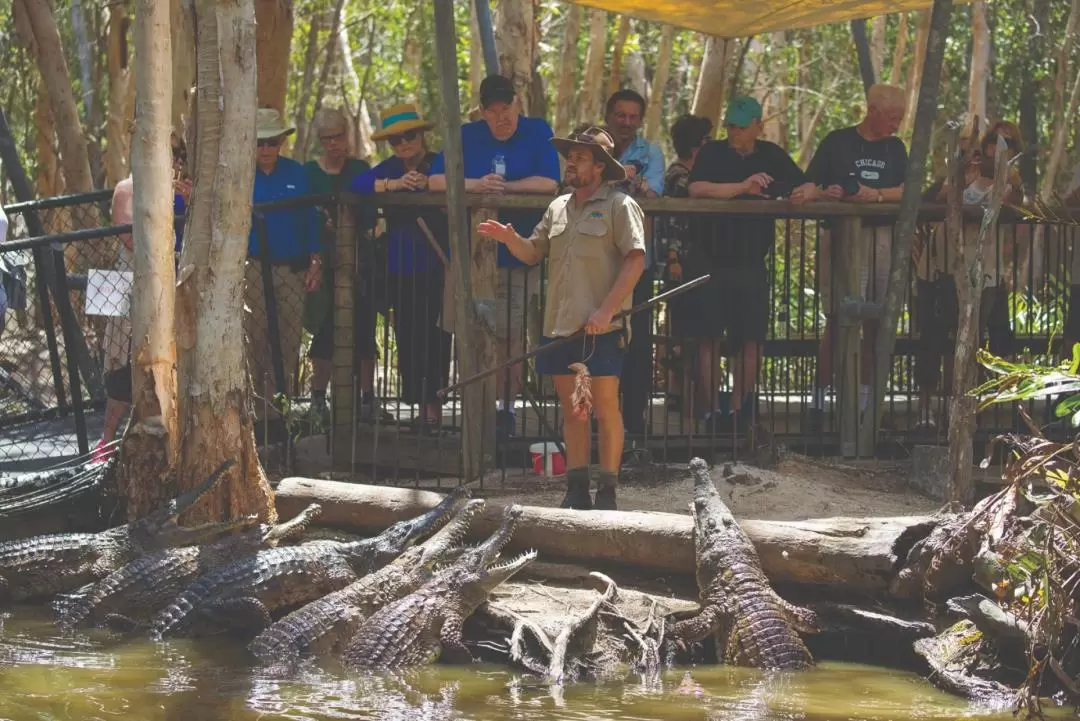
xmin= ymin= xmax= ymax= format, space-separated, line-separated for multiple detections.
xmin=85 ymin=269 xmax=132 ymax=317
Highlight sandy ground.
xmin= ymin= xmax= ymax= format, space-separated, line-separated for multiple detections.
xmin=473 ymin=454 xmax=943 ymax=522
xmin=283 ymin=436 xmax=946 ymax=523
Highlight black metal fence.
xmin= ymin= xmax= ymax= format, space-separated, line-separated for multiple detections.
xmin=2 ymin=188 xmax=1078 ymax=485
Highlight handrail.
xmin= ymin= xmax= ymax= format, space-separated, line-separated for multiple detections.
xmin=3 ymin=188 xmax=114 ymax=214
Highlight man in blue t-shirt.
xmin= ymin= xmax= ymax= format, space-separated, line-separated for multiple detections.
xmin=429 ymin=74 xmax=560 ymax=438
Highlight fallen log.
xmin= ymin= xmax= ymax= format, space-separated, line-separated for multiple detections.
xmin=275 ymin=478 xmax=938 ymax=598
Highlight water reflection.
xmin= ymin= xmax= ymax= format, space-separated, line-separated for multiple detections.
xmin=0 ymin=606 xmax=1064 ymax=721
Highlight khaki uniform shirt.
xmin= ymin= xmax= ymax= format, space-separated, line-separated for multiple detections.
xmin=527 ymin=184 xmax=646 ymax=338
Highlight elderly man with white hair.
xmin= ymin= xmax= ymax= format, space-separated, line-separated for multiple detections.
xmin=805 ymin=83 xmax=909 ymax=431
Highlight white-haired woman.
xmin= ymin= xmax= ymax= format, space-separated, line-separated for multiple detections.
xmin=302 ymin=108 xmax=374 ymax=421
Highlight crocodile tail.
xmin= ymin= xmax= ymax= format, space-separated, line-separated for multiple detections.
xmin=149 ymin=584 xmax=203 ymax=640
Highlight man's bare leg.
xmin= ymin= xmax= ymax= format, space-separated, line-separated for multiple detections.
xmin=555 ymin=375 xmax=592 ymax=510
xmin=592 ymin=376 xmax=623 ymax=510
xmin=730 ymin=342 xmax=761 ymax=419
xmin=694 ymin=341 xmax=718 ymax=421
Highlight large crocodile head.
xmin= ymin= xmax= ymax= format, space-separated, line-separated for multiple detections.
xmin=416 ymin=498 xmax=486 ymax=566
xmin=130 ymin=459 xmax=254 ymax=550
xmin=446 ymin=505 xmax=536 ymax=608
xmin=689 ymin=457 xmax=758 ymax=588
xmin=345 ymin=485 xmax=471 ymax=568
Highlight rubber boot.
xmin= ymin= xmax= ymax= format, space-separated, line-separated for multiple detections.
xmin=593 ymin=471 xmax=618 ymax=511
xmin=560 ymin=467 xmax=592 ymax=511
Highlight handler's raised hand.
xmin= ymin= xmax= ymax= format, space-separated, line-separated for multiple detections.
xmin=476 ymin=219 xmax=515 ymax=244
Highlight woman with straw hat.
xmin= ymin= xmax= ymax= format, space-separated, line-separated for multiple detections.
xmin=246 ymin=107 xmax=321 ymax=421
xmin=351 ymin=103 xmax=450 ymax=434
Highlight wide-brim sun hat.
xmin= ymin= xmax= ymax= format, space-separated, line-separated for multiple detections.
xmin=256 ymin=108 xmax=296 ymax=140
xmin=550 ymin=126 xmax=627 ymax=182
xmin=372 ymin=103 xmax=435 ymax=141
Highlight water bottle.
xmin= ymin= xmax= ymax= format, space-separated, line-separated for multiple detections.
xmin=493 ymin=154 xmax=506 ymax=177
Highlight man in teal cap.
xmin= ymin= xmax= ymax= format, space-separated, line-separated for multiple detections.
xmin=681 ymin=96 xmax=818 ymax=434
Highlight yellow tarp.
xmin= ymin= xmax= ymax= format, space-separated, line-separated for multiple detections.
xmin=568 ymin=0 xmax=957 ymax=37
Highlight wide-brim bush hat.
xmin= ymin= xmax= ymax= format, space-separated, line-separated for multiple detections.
xmin=550 ymin=126 xmax=627 ymax=182
xmin=371 ymin=103 xmax=435 ymax=141
xmin=256 ymin=108 xmax=296 ymax=140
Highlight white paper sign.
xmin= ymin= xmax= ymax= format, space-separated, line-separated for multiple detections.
xmin=86 ymin=269 xmax=133 ymax=317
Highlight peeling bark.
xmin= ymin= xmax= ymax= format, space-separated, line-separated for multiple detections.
xmin=579 ymin=9 xmax=607 ymax=125
xmin=177 ymin=0 xmax=276 ymax=525
xmin=553 ymin=5 xmax=583 ymax=137
xmin=966 ymin=0 xmax=989 ymax=133
xmin=469 ymin=2 xmax=484 ymax=108
xmin=171 ymin=0 xmax=197 ymax=136
xmin=645 ymin=25 xmax=675 ymax=143
xmin=119 ymin=0 xmax=179 ymax=520
xmin=870 ymin=16 xmax=886 ymax=79
xmin=105 ymin=5 xmax=133 ymax=187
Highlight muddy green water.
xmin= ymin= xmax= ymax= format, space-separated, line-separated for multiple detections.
xmin=0 ymin=606 xmax=1061 ymax=721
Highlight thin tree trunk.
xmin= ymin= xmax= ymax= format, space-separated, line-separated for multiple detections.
xmin=34 ymin=84 xmax=64 ymax=202
xmin=859 ymin=0 xmax=953 ymax=461
xmin=105 ymin=5 xmax=133 ymax=187
xmin=967 ymin=0 xmax=989 ymax=132
xmin=292 ymin=15 xmax=322 ymax=164
xmin=14 ymin=0 xmax=94 ymax=196
xmin=1050 ymin=0 xmax=1080 ymax=172
xmin=606 ymin=15 xmax=631 ymax=98
xmin=645 ymin=24 xmax=675 ymax=143
xmin=797 ymin=29 xmax=812 ymax=141
xmin=692 ymin=35 xmax=732 ymax=128
xmin=469 ymin=1 xmax=484 ymax=108
xmin=870 ymin=16 xmax=887 ymax=80
xmin=308 ymin=0 xmax=345 ymax=156
xmin=899 ymin=9 xmax=931 ymax=138
xmin=579 ymin=9 xmax=607 ymax=124
xmin=119 ymin=0 xmax=179 ymax=519
xmin=1041 ymin=58 xmax=1080 ymax=198
xmin=553 ymin=5 xmax=583 ymax=137
xmin=773 ymin=30 xmax=789 ymax=150
xmin=796 ymin=87 xmax=831 ymax=167
xmin=171 ymin=0 xmax=197 ymax=136
xmin=494 ymin=0 xmax=536 ymax=113
xmin=254 ymin=0 xmax=293 ymax=113
xmin=889 ymin=12 xmax=909 ymax=84
xmin=70 ymin=0 xmax=103 ymax=186
xmin=176 ymin=0 xmax=276 ymax=524
xmin=337 ymin=15 xmax=376 ymax=162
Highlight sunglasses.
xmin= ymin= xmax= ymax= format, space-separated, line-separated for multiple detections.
xmin=257 ymin=137 xmax=283 ymax=148
xmin=387 ymin=130 xmax=419 ymax=146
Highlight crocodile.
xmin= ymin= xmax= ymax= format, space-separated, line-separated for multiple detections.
xmin=247 ymin=498 xmax=487 ymax=666
xmin=0 ymin=459 xmax=241 ymax=604
xmin=670 ymin=458 xmax=818 ymax=670
xmin=341 ymin=504 xmax=536 ymax=670
xmin=149 ymin=485 xmax=471 ymax=640
xmin=54 ymin=503 xmax=324 ymax=631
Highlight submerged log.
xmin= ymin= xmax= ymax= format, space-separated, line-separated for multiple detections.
xmin=275 ymin=478 xmax=938 ymax=598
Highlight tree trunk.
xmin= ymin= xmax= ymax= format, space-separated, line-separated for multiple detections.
xmin=14 ymin=0 xmax=94 ymax=196
xmin=579 ymin=9 xmax=608 ymax=125
xmin=34 ymin=83 xmax=64 ymax=204
xmin=307 ymin=0 xmax=345 ymax=156
xmin=1051 ymin=0 xmax=1080 ymax=153
xmin=606 ymin=15 xmax=631 ymax=98
xmin=70 ymin=0 xmax=104 ymax=187
xmin=291 ymin=14 xmax=322 ymax=164
xmin=645 ymin=24 xmax=675 ymax=143
xmin=692 ymin=35 xmax=733 ymax=128
xmin=176 ymin=0 xmax=276 ymax=525
xmin=889 ymin=12 xmax=909 ymax=84
xmin=254 ymin=0 xmax=293 ymax=113
xmin=870 ymin=15 xmax=887 ymax=80
xmin=105 ymin=5 xmax=133 ymax=187
xmin=966 ymin=0 xmax=989 ymax=132
xmin=899 ymin=10 xmax=931 ymax=139
xmin=337 ymin=16 xmax=376 ymax=163
xmin=119 ymin=0 xmax=180 ymax=520
xmin=171 ymin=0 xmax=197 ymax=137
xmin=859 ymin=0 xmax=954 ymax=459
xmin=1041 ymin=55 xmax=1080 ymax=198
xmin=275 ymin=478 xmax=938 ymax=598
xmin=772 ymin=30 xmax=789 ymax=150
xmin=469 ymin=1 xmax=484 ymax=108
xmin=494 ymin=0 xmax=537 ymax=114
xmin=553 ymin=4 xmax=583 ymax=137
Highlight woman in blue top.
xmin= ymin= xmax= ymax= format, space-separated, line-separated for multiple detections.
xmin=351 ymin=103 xmax=450 ymax=433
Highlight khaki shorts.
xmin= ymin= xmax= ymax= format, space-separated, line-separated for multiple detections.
xmin=819 ymin=224 xmax=893 ymax=313
xmin=441 ymin=267 xmax=540 ymax=353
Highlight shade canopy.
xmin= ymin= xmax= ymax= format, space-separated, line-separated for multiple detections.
xmin=568 ymin=0 xmax=959 ymax=37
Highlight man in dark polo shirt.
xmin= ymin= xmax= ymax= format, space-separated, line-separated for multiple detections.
xmin=686 ymin=96 xmax=818 ymax=433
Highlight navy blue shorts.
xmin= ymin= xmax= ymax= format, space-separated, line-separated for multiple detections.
xmin=534 ymin=330 xmax=626 ymax=377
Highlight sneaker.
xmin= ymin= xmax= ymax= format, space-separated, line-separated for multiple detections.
xmin=358 ymin=395 xmax=394 ymax=424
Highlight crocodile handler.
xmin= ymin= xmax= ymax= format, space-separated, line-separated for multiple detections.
xmin=477 ymin=126 xmax=646 ymax=511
